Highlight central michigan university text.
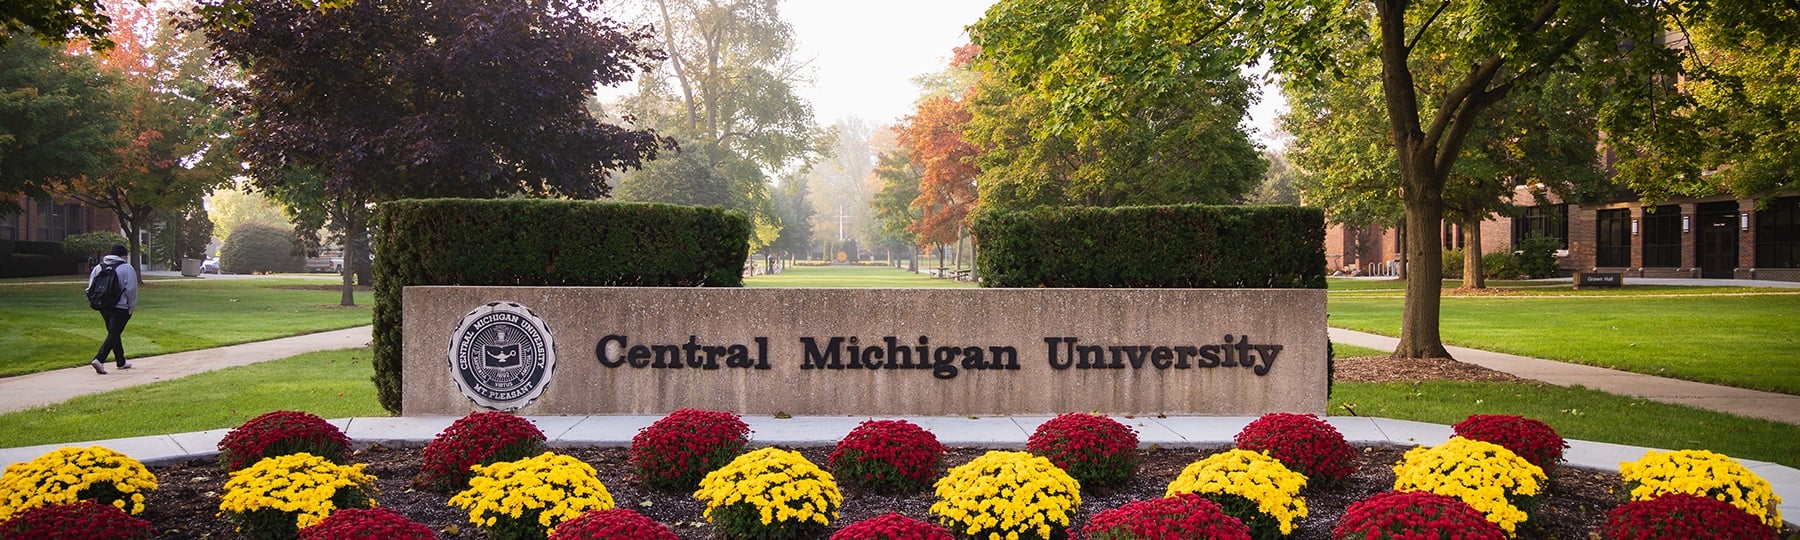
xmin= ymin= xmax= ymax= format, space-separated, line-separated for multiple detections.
xmin=594 ymin=334 xmax=1283 ymax=380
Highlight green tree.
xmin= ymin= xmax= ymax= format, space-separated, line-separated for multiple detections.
xmin=1281 ymin=20 xmax=1605 ymax=289
xmin=770 ymin=171 xmax=813 ymax=261
xmin=868 ymin=149 xmax=923 ymax=270
xmin=1261 ymin=0 xmax=1701 ymax=357
xmin=0 ymin=29 xmax=119 ymax=215
xmin=1250 ymin=151 xmax=1301 ymax=206
xmin=1 ymin=0 xmax=110 ymax=49
xmin=969 ymin=1 xmax=1266 ymax=212
xmin=209 ymin=186 xmax=291 ymax=246
xmin=626 ymin=0 xmax=819 ymax=171
xmin=613 ymin=138 xmax=780 ymax=251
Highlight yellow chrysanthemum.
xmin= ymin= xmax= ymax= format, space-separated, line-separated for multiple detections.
xmin=0 ymin=446 xmax=158 ymax=522
xmin=931 ymin=451 xmax=1080 ymax=540
xmin=218 ymin=452 xmax=376 ymax=531
xmin=694 ymin=447 xmax=841 ymax=535
xmin=1392 ymin=437 xmax=1544 ymax=537
xmin=1619 ymin=449 xmax=1783 ymax=528
xmin=1166 ymin=449 xmax=1309 ymax=536
xmin=449 ymin=452 xmax=615 ymax=535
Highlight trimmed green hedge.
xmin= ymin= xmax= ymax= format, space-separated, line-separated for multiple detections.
xmin=973 ymin=205 xmax=1326 ymax=288
xmin=372 ymin=199 xmax=752 ymax=413
xmin=1 ymin=240 xmax=84 ymax=278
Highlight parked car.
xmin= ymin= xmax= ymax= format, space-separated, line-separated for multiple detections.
xmin=201 ymin=258 xmax=220 ymax=274
xmin=304 ymin=257 xmax=343 ymax=273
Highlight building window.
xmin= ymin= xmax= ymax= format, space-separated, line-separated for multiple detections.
xmin=1512 ymin=204 xmax=1568 ymax=249
xmin=0 ymin=213 xmax=15 ymax=240
xmin=33 ymin=202 xmax=84 ymax=242
xmin=1642 ymin=205 xmax=1681 ymax=267
xmin=1757 ymin=196 xmax=1800 ymax=269
xmin=1441 ymin=223 xmax=1464 ymax=250
xmin=1596 ymin=209 xmax=1630 ymax=267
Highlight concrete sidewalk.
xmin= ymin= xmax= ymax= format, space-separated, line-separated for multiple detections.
xmin=1329 ymin=328 xmax=1800 ymax=426
xmin=1 ymin=414 xmax=1793 ymax=524
xmin=0 ymin=326 xmax=371 ymax=414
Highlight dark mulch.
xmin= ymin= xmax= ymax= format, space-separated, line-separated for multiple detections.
xmin=1333 ymin=354 xmax=1521 ymax=383
xmin=142 ymin=444 xmax=1629 ymax=540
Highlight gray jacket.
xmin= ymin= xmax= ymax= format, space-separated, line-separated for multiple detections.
xmin=88 ymin=255 xmax=139 ymax=312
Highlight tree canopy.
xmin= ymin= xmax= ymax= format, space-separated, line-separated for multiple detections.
xmin=0 ymin=29 xmax=118 ymax=215
xmin=194 ymin=0 xmax=669 ymax=202
xmin=969 ymin=2 xmax=1266 ymax=212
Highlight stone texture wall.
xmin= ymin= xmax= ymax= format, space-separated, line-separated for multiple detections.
xmin=403 ymin=287 xmax=1329 ymax=417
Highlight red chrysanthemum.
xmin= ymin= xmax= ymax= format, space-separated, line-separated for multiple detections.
xmin=217 ymin=410 xmax=351 ymax=471
xmin=1234 ymin=412 xmax=1357 ymax=486
xmin=629 ymin=409 xmax=750 ymax=490
xmin=829 ymin=420 xmax=947 ymax=494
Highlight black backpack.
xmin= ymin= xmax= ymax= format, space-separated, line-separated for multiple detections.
xmin=87 ymin=261 xmax=124 ymax=310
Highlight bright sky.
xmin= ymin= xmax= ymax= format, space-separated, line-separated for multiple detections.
xmin=778 ymin=0 xmax=1289 ymax=148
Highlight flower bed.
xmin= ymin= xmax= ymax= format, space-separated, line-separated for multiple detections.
xmin=6 ymin=410 xmax=1792 ymax=540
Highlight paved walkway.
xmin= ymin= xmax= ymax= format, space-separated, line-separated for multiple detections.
xmin=0 ymin=326 xmax=371 ymax=414
xmin=1329 ymin=328 xmax=1800 ymax=426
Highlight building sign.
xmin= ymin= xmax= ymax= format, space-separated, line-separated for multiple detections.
xmin=403 ymin=287 xmax=1328 ymax=416
xmin=1576 ymin=272 xmax=1623 ymax=289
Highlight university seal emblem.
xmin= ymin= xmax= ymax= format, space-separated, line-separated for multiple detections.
xmin=447 ymin=301 xmax=556 ymax=411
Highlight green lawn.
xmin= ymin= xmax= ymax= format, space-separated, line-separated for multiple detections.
xmin=745 ymin=265 xmax=977 ymax=288
xmin=0 ymin=278 xmax=372 ymax=377
xmin=0 ymin=348 xmax=383 ymax=449
xmin=1332 ymin=381 xmax=1800 ymax=467
xmin=1328 ymin=292 xmax=1800 ymax=394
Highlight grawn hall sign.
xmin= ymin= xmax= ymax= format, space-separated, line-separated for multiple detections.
xmin=402 ymin=287 xmax=1327 ymax=416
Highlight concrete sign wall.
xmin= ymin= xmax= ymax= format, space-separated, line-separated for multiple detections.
xmin=402 ymin=287 xmax=1328 ymax=416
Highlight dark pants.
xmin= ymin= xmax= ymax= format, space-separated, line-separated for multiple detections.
xmin=94 ymin=307 xmax=132 ymax=365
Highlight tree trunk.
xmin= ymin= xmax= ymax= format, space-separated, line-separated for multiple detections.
xmin=1463 ymin=223 xmax=1485 ymax=289
xmin=338 ymin=206 xmax=362 ymax=306
xmin=1397 ymin=171 xmax=1451 ymax=359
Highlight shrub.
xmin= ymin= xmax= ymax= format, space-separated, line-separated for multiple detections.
xmin=973 ymin=204 xmax=1326 ymax=288
xmin=1600 ymin=493 xmax=1780 ymax=540
xmin=1165 ymin=449 xmax=1308 ymax=540
xmin=547 ymin=508 xmax=679 ymax=540
xmin=297 ymin=508 xmax=435 ymax=540
xmin=1442 ymin=248 xmax=1465 ymax=278
xmin=1026 ymin=413 xmax=1139 ymax=490
xmin=218 ymin=411 xmax=352 ymax=472
xmin=417 ymin=411 xmax=547 ymax=492
xmin=449 ymin=452 xmax=615 ymax=540
xmin=218 ymin=453 xmax=376 ymax=540
xmin=931 ymin=450 xmax=1081 ymax=540
xmin=62 ymin=231 xmax=127 ymax=259
xmin=0 ymin=500 xmax=155 ymax=540
xmin=1391 ymin=437 xmax=1544 ymax=537
xmin=828 ymin=419 xmax=946 ymax=494
xmin=0 ymin=446 xmax=158 ymax=522
xmin=220 ymin=223 xmax=304 ymax=274
xmin=694 ymin=447 xmax=842 ymax=540
xmin=830 ymin=513 xmax=955 ymax=540
xmin=1482 ymin=250 xmax=1523 ymax=280
xmin=1234 ymin=412 xmax=1356 ymax=486
xmin=630 ymin=408 xmax=750 ymax=491
xmin=1078 ymin=493 xmax=1252 ymax=540
xmin=1331 ymin=491 xmax=1504 ymax=540
xmin=1514 ymin=236 xmax=1562 ymax=279
xmin=1618 ymin=449 xmax=1783 ymax=528
xmin=1451 ymin=415 xmax=1567 ymax=473
xmin=372 ymin=199 xmax=753 ymax=414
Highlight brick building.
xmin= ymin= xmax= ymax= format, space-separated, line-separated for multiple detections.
xmin=2 ymin=196 xmax=121 ymax=243
xmin=1323 ymin=189 xmax=1800 ymax=282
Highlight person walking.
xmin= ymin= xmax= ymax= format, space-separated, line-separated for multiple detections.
xmin=88 ymin=244 xmax=138 ymax=374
